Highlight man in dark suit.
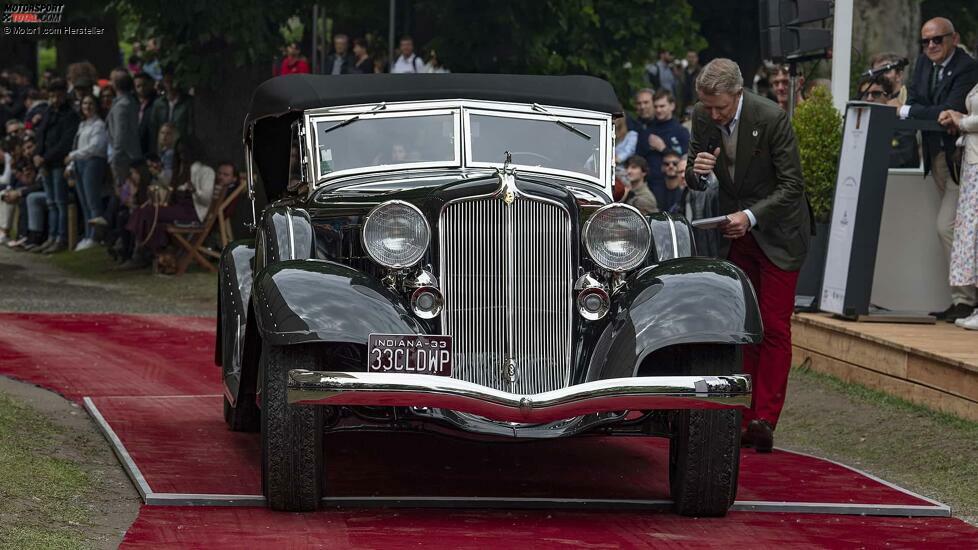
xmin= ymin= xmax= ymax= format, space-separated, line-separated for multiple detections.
xmin=324 ymin=34 xmax=356 ymax=75
xmin=685 ymin=58 xmax=811 ymax=453
xmin=903 ymin=17 xmax=978 ymax=321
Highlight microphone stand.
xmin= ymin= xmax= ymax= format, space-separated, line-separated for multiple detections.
xmin=783 ymin=51 xmax=829 ymax=118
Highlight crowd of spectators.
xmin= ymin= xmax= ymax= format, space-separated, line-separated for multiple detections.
xmin=2 ymin=24 xmax=975 ymax=299
xmin=0 ymin=51 xmax=236 ymax=272
xmin=275 ymin=34 xmax=450 ymax=76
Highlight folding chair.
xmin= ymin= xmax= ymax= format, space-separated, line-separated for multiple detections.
xmin=166 ymin=179 xmax=231 ymax=276
xmin=217 ymin=184 xmax=245 ymax=248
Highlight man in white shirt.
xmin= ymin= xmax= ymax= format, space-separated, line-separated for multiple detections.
xmin=390 ymin=36 xmax=424 ymax=74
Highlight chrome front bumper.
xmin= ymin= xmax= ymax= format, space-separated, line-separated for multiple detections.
xmin=287 ymin=371 xmax=751 ymax=424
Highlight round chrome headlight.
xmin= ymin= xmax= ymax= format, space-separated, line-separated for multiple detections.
xmin=582 ymin=204 xmax=651 ymax=272
xmin=362 ymin=200 xmax=430 ymax=268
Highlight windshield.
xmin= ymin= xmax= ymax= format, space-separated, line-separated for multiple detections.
xmin=468 ymin=113 xmax=603 ymax=180
xmin=314 ymin=112 xmax=457 ymax=177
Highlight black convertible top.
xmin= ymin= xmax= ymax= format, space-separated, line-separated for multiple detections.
xmin=244 ymin=73 xmax=622 ymax=132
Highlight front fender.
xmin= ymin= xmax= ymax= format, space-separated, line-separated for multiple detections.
xmin=218 ymin=239 xmax=255 ymax=404
xmin=252 ymin=259 xmax=424 ymax=346
xmin=584 ymin=258 xmax=762 ymax=381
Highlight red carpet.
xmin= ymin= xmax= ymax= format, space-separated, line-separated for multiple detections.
xmin=0 ymin=312 xmax=216 ymax=401
xmin=2 ymin=312 xmax=977 ymax=547
xmin=120 ymin=507 xmax=978 ymax=549
xmin=90 ymin=393 xmax=933 ymax=505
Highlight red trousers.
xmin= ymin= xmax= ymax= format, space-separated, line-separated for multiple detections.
xmin=727 ymin=233 xmax=799 ymax=429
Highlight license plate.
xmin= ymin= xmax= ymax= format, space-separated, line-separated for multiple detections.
xmin=367 ymin=334 xmax=453 ymax=376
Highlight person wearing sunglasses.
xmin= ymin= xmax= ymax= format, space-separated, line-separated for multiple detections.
xmin=858 ymin=76 xmax=919 ymax=169
xmin=902 ymin=17 xmax=978 ymax=322
xmin=660 ymin=150 xmax=686 ymax=213
xmin=869 ymin=52 xmax=908 ymax=107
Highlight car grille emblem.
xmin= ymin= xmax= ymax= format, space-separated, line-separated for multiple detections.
xmin=503 ymin=191 xmax=515 ymax=204
xmin=502 ymin=356 xmax=517 ymax=385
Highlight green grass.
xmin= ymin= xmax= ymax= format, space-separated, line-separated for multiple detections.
xmin=796 ymin=362 xmax=978 ymax=434
xmin=49 ymin=247 xmax=217 ymax=314
xmin=0 ymin=395 xmax=91 ymax=549
xmin=779 ymin=366 xmax=978 ymax=523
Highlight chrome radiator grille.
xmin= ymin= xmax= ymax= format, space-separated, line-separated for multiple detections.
xmin=439 ymin=195 xmax=573 ymax=394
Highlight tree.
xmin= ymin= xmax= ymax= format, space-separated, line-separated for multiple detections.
xmin=55 ymin=10 xmax=122 ymax=78
xmin=0 ymin=38 xmax=38 ymax=84
xmin=688 ymin=1 xmax=761 ymax=85
xmin=418 ymin=0 xmax=706 ymax=104
xmin=114 ymin=0 xmax=706 ymax=164
xmin=112 ymin=0 xmax=310 ymax=165
xmin=922 ymin=0 xmax=978 ymax=53
xmin=792 ymin=85 xmax=841 ymax=223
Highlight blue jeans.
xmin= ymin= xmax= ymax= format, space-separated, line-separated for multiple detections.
xmin=42 ymin=167 xmax=68 ymax=241
xmin=74 ymin=157 xmax=107 ymax=239
xmin=26 ymin=190 xmax=47 ymax=233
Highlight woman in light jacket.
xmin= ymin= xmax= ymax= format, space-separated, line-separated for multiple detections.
xmin=940 ymin=82 xmax=978 ymax=329
xmin=65 ymin=95 xmax=108 ymax=250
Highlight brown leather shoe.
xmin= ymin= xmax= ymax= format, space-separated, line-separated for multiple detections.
xmin=745 ymin=419 xmax=774 ymax=453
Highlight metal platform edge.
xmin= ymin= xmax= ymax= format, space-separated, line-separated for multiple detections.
xmin=82 ymin=397 xmax=951 ymax=517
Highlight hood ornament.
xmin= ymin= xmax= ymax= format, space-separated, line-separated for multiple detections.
xmin=496 ymin=151 xmax=519 ymax=205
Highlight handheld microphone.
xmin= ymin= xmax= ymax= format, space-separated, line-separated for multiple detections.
xmin=864 ymin=58 xmax=909 ymax=78
xmin=699 ymin=135 xmax=720 ymax=184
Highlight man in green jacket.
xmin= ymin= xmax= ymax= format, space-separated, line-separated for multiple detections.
xmin=685 ymin=58 xmax=812 ymax=453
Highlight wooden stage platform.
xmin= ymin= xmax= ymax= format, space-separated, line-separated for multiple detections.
xmin=792 ymin=313 xmax=978 ymax=422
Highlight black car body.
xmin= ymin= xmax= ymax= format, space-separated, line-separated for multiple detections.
xmin=217 ymin=74 xmax=762 ymax=516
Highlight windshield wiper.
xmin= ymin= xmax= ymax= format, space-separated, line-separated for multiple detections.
xmin=320 ymin=102 xmax=387 ymax=135
xmin=531 ymin=103 xmax=591 ymax=141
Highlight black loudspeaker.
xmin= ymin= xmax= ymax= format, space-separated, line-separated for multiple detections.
xmin=758 ymin=0 xmax=833 ymax=61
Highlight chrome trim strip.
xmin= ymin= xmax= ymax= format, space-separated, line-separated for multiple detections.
xmin=504 ymin=177 xmax=516 ymax=386
xmin=317 ymin=497 xmax=949 ymax=516
xmin=288 ymin=371 xmax=752 ymax=423
xmin=665 ymin=212 xmax=679 ymax=259
xmin=729 ymin=501 xmax=950 ymax=517
xmin=83 ymin=397 xmax=152 ymax=502
xmin=145 ymin=493 xmax=266 ymax=507
xmin=285 ymin=207 xmax=296 ymax=261
xmin=245 ymin=142 xmax=257 ymax=230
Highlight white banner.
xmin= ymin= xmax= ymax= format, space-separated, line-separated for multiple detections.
xmin=820 ymin=105 xmax=872 ymax=315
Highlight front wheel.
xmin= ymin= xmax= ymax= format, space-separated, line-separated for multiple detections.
xmin=260 ymin=343 xmax=324 ymax=512
xmin=224 ymin=394 xmax=260 ymax=432
xmin=668 ymin=408 xmax=741 ymax=517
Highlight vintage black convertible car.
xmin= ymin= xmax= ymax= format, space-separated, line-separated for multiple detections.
xmin=217 ymin=73 xmax=762 ymax=516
